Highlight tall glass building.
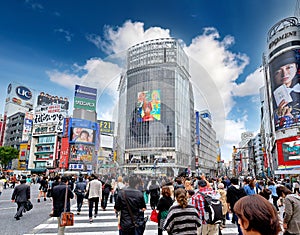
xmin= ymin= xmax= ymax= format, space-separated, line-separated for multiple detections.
xmin=116 ymin=38 xmax=195 ymax=176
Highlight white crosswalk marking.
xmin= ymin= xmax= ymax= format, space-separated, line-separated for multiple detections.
xmin=24 ymin=200 xmax=238 ymax=235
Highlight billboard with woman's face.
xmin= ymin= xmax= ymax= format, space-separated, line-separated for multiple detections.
xmin=269 ymin=49 xmax=300 ymax=131
xmin=136 ymin=90 xmax=161 ymax=122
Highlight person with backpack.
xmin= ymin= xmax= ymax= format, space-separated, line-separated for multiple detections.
xmin=192 ymin=179 xmax=222 ymax=235
xmin=226 ymin=177 xmax=247 ymax=235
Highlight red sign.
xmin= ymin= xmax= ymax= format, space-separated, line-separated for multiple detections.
xmin=59 ymin=137 xmax=70 ymax=169
xmin=277 ymin=136 xmax=300 ymax=167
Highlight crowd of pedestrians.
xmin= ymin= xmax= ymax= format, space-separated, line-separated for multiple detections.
xmin=2 ymin=171 xmax=300 ymax=235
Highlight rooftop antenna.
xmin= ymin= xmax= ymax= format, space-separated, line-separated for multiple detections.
xmin=295 ymin=0 xmax=300 ymax=19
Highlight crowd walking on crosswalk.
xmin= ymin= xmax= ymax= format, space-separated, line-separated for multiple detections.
xmin=5 ymin=172 xmax=300 ymax=235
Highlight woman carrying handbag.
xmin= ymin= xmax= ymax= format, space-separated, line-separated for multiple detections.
xmin=52 ymin=176 xmax=74 ymax=235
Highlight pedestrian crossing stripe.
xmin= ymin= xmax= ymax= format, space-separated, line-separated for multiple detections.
xmin=24 ymin=202 xmax=238 ymax=235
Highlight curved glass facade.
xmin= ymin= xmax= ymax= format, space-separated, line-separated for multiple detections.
xmin=117 ymin=38 xmax=194 ymax=175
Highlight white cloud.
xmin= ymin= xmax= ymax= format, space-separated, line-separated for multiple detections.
xmin=54 ymin=28 xmax=74 ymax=42
xmin=233 ymin=68 xmax=264 ymax=96
xmin=47 ymin=58 xmax=122 ymax=99
xmin=87 ymin=20 xmax=171 ymax=54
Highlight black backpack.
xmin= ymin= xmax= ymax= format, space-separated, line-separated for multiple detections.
xmin=199 ymin=192 xmax=223 ymax=225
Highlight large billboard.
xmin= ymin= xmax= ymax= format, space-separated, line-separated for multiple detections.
xmin=68 ymin=118 xmax=98 ymax=145
xmin=70 ymin=144 xmax=94 ymax=162
xmin=269 ymin=49 xmax=300 ymax=131
xmin=136 ymin=90 xmax=161 ymax=122
xmin=37 ymin=91 xmax=69 ymax=110
xmin=277 ymin=136 xmax=300 ymax=168
xmin=74 ymin=85 xmax=97 ymax=112
xmin=5 ymin=82 xmax=34 ymax=110
xmin=33 ymin=105 xmax=67 ymax=134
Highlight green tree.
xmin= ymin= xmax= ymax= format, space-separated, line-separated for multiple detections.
xmin=0 ymin=146 xmax=19 ymax=170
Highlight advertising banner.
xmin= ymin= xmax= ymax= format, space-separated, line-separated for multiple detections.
xmin=75 ymin=85 xmax=97 ymax=100
xmin=195 ymin=111 xmax=200 ymax=146
xmin=74 ymin=96 xmax=96 ymax=111
xmin=59 ymin=137 xmax=70 ymax=169
xmin=277 ymin=136 xmax=300 ymax=168
xmin=37 ymin=92 xmax=69 ymax=110
xmin=6 ymin=82 xmax=34 ymax=109
xmin=68 ymin=118 xmax=97 ymax=144
xmin=136 ymin=89 xmax=161 ymax=122
xmin=70 ymin=144 xmax=94 ymax=162
xmin=269 ymin=49 xmax=300 ymax=131
xmin=99 ymin=120 xmax=114 ymax=135
xmin=33 ymin=106 xmax=67 ymax=134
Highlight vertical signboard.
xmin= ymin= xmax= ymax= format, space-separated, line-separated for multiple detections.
xmin=74 ymin=85 xmax=97 ymax=112
xmin=195 ymin=111 xmax=200 ymax=146
xmin=59 ymin=137 xmax=70 ymax=169
xmin=269 ymin=49 xmax=300 ymax=131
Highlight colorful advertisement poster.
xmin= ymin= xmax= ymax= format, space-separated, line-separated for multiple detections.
xmin=277 ymin=136 xmax=300 ymax=167
xmin=70 ymin=144 xmax=94 ymax=162
xmin=136 ymin=89 xmax=161 ymax=122
xmin=269 ymin=49 xmax=300 ymax=131
xmin=68 ymin=118 xmax=97 ymax=145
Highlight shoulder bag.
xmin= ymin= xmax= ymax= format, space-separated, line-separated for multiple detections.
xmin=122 ymin=190 xmax=148 ymax=235
xmin=60 ymin=185 xmax=74 ymax=227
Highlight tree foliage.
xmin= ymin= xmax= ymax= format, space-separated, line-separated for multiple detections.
xmin=0 ymin=146 xmax=19 ymax=169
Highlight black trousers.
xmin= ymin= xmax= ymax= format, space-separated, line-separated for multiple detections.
xmin=15 ymin=202 xmax=26 ymax=218
xmin=76 ymin=194 xmax=84 ymax=212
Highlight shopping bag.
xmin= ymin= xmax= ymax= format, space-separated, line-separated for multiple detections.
xmin=60 ymin=212 xmax=74 ymax=227
xmin=150 ymin=209 xmax=158 ymax=223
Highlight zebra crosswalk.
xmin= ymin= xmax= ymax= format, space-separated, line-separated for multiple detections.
xmin=24 ymin=200 xmax=238 ymax=235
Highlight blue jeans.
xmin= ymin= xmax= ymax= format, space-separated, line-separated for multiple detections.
xmin=233 ymin=213 xmax=243 ymax=235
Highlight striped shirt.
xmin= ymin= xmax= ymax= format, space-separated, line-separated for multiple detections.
xmin=163 ymin=204 xmax=201 ymax=235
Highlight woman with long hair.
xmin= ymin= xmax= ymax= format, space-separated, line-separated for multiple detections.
xmin=164 ymin=188 xmax=200 ymax=234
xmin=157 ymin=186 xmax=173 ymax=235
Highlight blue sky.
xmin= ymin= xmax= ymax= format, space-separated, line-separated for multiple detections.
xmin=0 ymin=0 xmax=296 ymax=161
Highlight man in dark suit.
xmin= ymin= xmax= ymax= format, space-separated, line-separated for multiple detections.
xmin=52 ymin=176 xmax=74 ymax=235
xmin=11 ymin=176 xmax=30 ymax=220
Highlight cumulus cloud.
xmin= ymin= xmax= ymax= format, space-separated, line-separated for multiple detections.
xmin=233 ymin=67 xmax=264 ymax=96
xmin=47 ymin=58 xmax=122 ymax=99
xmin=86 ymin=20 xmax=171 ymax=54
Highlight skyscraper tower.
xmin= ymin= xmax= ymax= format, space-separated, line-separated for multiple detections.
xmin=116 ymin=38 xmax=195 ymax=176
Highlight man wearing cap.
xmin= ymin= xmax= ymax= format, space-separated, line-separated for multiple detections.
xmin=11 ymin=176 xmax=30 ymax=220
xmin=192 ymin=179 xmax=219 ymax=235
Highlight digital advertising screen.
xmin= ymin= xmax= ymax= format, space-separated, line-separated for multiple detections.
xmin=269 ymin=49 xmax=300 ymax=131
xmin=277 ymin=136 xmax=300 ymax=167
xmin=136 ymin=89 xmax=161 ymax=122
xmin=68 ymin=118 xmax=97 ymax=144
xmin=70 ymin=144 xmax=94 ymax=162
